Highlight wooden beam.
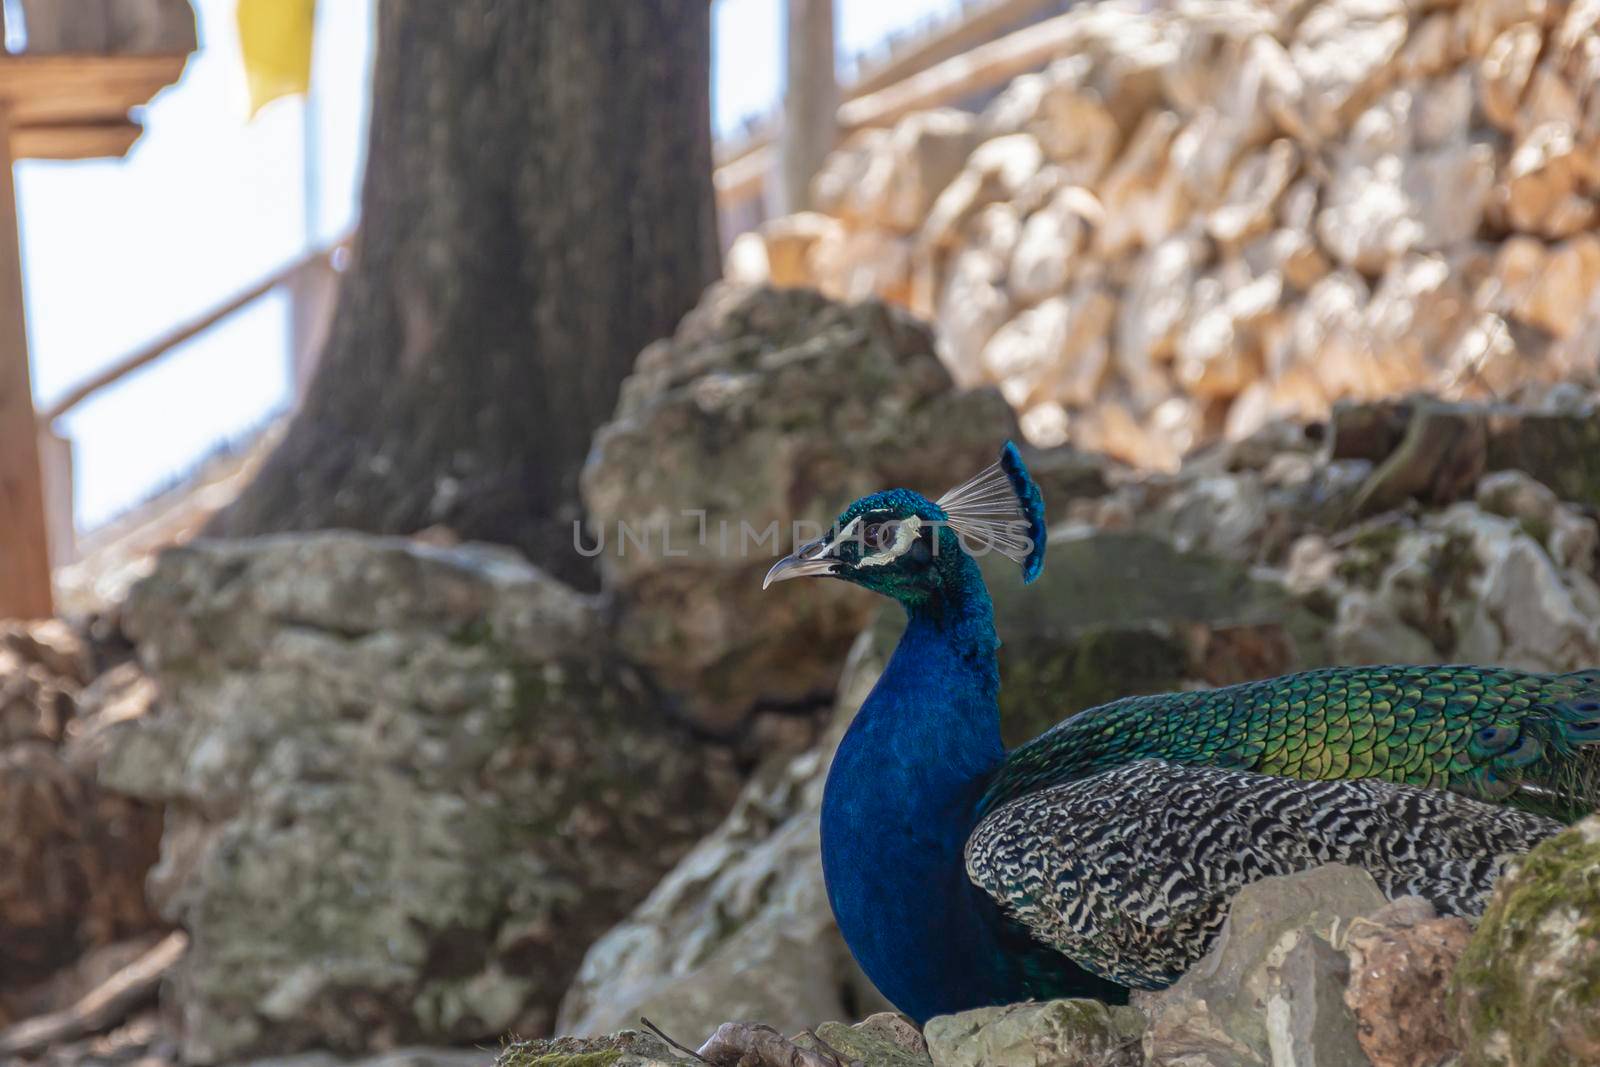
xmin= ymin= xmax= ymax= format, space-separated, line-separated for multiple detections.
xmin=715 ymin=144 xmax=773 ymax=203
xmin=837 ymin=10 xmax=1081 ymax=130
xmin=847 ymin=0 xmax=1058 ymax=97
xmin=0 ymin=53 xmax=190 ymax=130
xmin=10 ymin=120 xmax=140 ymax=160
xmin=0 ymin=106 xmax=54 ymax=619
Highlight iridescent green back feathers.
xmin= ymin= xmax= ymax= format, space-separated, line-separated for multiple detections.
xmin=984 ymin=664 xmax=1600 ymax=823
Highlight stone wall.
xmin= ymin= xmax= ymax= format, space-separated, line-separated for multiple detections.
xmin=730 ymin=0 xmax=1600 ymax=470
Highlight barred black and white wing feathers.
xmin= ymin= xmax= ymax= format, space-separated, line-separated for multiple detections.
xmin=964 ymin=759 xmax=1561 ymax=990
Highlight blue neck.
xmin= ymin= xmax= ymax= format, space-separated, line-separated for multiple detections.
xmin=820 ymin=565 xmax=1109 ymax=1021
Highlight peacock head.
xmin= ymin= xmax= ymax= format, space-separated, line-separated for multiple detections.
xmin=762 ymin=441 xmax=1047 ymax=609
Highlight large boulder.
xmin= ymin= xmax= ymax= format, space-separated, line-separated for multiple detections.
xmin=100 ymin=534 xmax=740 ymax=1064
xmin=582 ymin=285 xmax=1017 ymax=734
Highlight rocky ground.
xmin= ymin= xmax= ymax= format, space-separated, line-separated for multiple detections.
xmin=8 ymin=0 xmax=1600 ymax=1061
xmin=732 ymin=0 xmax=1600 ymax=470
xmin=6 ymin=285 xmax=1599 ymax=1064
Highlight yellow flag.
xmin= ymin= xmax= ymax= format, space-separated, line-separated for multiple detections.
xmin=237 ymin=0 xmax=316 ymax=117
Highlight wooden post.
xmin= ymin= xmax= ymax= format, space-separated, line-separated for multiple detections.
xmin=0 ymin=105 xmax=53 ymax=619
xmin=777 ymin=0 xmax=836 ymax=214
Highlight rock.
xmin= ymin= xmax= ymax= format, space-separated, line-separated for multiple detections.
xmin=583 ymin=286 xmax=1015 ymax=733
xmin=1137 ymin=865 xmax=1385 ymax=1066
xmin=1477 ymin=23 xmax=1541 ymax=133
xmin=243 ymin=1051 xmax=490 ymax=1067
xmin=811 ymin=228 xmax=914 ymax=306
xmin=855 ymin=110 xmax=980 ymax=234
xmin=1331 ymin=590 xmax=1441 ymax=665
xmin=556 ymin=628 xmax=894 ymax=1042
xmin=756 ymin=213 xmax=842 ymax=288
xmin=1208 ymin=139 xmax=1301 ymax=248
xmin=1490 ymin=233 xmax=1600 ymax=339
xmin=1264 ymin=929 xmax=1368 ymax=1067
xmin=1484 ymin=407 xmax=1600 ymax=509
xmin=1115 ymin=232 xmax=1208 ymax=406
xmin=0 ymin=623 xmax=162 ymax=999
xmin=1343 ymin=896 xmax=1472 ymax=1067
xmin=938 ymin=249 xmax=1014 ymax=387
xmin=803 ymin=1014 xmax=932 ymax=1067
xmin=1348 ymin=403 xmax=1488 ymax=517
xmin=1501 ymin=122 xmax=1595 ymax=237
xmin=920 ymin=135 xmax=1045 ymax=252
xmin=924 ymin=999 xmax=1145 ymax=1067
xmin=988 ymin=529 xmax=1327 ymax=745
xmin=1451 ymin=816 xmax=1600 ymax=1067
xmin=497 ymin=1032 xmax=701 ymax=1067
xmin=1009 ymin=188 xmax=1098 ymax=305
xmin=1094 ymin=110 xmax=1188 ymax=258
xmin=102 ymin=533 xmax=741 ymax=1063
xmin=1285 ymin=0 xmax=1408 ymax=142
xmin=983 ymin=289 xmax=1115 ymax=410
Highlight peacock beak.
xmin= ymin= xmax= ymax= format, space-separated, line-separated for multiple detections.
xmin=762 ymin=537 xmax=839 ymax=588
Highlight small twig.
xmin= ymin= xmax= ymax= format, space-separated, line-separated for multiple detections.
xmin=641 ymin=1016 xmax=713 ymax=1064
xmin=0 ymin=931 xmax=188 ymax=1057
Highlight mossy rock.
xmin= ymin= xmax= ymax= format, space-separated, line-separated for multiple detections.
xmin=924 ymin=999 xmax=1145 ymax=1067
xmin=1450 ymin=816 xmax=1600 ymax=1066
xmin=985 ymin=531 xmax=1330 ymax=745
xmin=496 ymin=1031 xmax=698 ymax=1067
xmin=1487 ymin=411 xmax=1600 ymax=510
xmin=799 ymin=1014 xmax=932 ymax=1067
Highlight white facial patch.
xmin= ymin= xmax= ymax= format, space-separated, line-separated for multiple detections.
xmin=857 ymin=515 xmax=923 ymax=569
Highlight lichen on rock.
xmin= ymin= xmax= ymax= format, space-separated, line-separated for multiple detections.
xmin=923 ymin=998 xmax=1145 ymax=1067
xmin=100 ymin=534 xmax=741 ymax=1063
xmin=1450 ymin=815 xmax=1600 ymax=1067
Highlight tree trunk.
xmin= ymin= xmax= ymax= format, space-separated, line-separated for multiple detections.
xmin=211 ymin=0 xmax=719 ymax=587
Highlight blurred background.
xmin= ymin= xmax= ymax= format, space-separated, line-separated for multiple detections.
xmin=1 ymin=0 xmax=1597 ymax=1065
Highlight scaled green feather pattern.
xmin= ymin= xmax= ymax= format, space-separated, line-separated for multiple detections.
xmin=982 ymin=664 xmax=1600 ymax=823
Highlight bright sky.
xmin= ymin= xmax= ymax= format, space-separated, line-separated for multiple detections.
xmin=20 ymin=0 xmax=963 ymax=531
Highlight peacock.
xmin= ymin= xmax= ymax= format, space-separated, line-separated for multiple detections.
xmin=763 ymin=442 xmax=1600 ymax=1024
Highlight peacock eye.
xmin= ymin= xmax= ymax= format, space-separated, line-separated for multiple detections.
xmin=865 ymin=520 xmax=899 ymax=551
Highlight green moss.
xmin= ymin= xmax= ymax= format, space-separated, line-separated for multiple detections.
xmin=999 ymin=624 xmax=1186 ymax=747
xmin=498 ymin=1047 xmax=623 ymax=1067
xmin=449 ymin=616 xmax=494 ymax=647
xmin=1516 ymin=515 xmax=1554 ymax=548
xmin=497 ymin=1032 xmax=690 ymax=1067
xmin=1428 ymin=531 xmax=1480 ymax=594
xmin=1336 ymin=521 xmax=1407 ymax=589
xmin=1449 ymin=820 xmax=1600 ymax=1066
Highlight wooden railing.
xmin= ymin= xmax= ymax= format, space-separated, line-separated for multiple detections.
xmin=41 ymin=242 xmax=347 ymax=423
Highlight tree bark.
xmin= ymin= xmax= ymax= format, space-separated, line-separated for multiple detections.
xmin=211 ymin=0 xmax=719 ymax=586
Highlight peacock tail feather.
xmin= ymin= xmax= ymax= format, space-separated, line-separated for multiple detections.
xmin=982 ymin=664 xmax=1600 ymax=824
